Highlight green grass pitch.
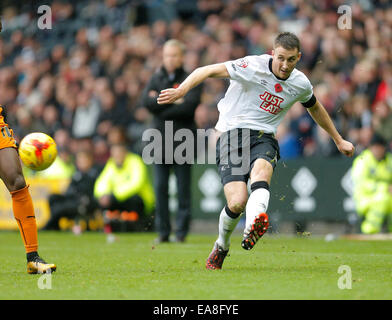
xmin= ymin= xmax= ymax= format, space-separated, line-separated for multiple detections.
xmin=1 ymin=231 xmax=391 ymax=300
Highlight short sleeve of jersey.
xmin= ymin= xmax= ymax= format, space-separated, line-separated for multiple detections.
xmin=298 ymin=77 xmax=314 ymax=104
xmin=224 ymin=56 xmax=257 ymax=83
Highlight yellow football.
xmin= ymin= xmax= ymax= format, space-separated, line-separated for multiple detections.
xmin=19 ymin=132 xmax=58 ymax=171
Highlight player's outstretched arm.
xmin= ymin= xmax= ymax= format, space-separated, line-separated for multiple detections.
xmin=157 ymin=63 xmax=229 ymax=105
xmin=307 ymin=99 xmax=355 ymax=157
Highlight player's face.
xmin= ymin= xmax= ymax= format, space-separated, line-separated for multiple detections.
xmin=271 ymin=46 xmax=301 ymax=79
xmin=163 ymin=44 xmax=184 ymax=74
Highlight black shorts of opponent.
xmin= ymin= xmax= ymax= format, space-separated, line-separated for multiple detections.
xmin=215 ymin=128 xmax=280 ymax=186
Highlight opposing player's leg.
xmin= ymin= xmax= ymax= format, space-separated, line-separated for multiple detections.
xmin=206 ymin=181 xmax=247 ymax=270
xmin=241 ymin=158 xmax=273 ymax=250
xmin=0 ymin=146 xmax=56 ymax=274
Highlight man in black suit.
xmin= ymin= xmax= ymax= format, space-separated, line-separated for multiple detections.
xmin=142 ymin=39 xmax=203 ymax=242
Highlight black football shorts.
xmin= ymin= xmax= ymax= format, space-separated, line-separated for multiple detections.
xmin=215 ymin=129 xmax=280 ymax=186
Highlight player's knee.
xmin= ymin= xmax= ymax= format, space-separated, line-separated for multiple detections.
xmin=227 ymin=198 xmax=247 ymax=214
xmin=7 ymin=173 xmax=26 ymax=192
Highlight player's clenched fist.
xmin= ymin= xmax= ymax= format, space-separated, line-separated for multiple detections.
xmin=157 ymin=88 xmax=185 ymax=104
xmin=336 ymin=139 xmax=355 ymax=157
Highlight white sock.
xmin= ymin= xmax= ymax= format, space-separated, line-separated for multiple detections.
xmin=244 ymin=187 xmax=270 ymax=234
xmin=216 ymin=207 xmax=242 ymax=251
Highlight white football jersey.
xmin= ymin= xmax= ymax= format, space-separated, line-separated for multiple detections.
xmin=215 ymin=54 xmax=314 ymax=134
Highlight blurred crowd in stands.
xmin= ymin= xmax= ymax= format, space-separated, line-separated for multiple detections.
xmin=0 ymin=0 xmax=391 ymax=168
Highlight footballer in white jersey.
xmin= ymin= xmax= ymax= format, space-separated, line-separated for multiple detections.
xmin=158 ymin=32 xmax=355 ymax=270
xmin=216 ymin=54 xmax=314 ymax=134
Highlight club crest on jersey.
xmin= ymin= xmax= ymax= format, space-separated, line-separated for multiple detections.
xmin=259 ymin=91 xmax=284 ymax=115
xmin=287 ymin=87 xmax=298 ymax=97
xmin=236 ymin=58 xmax=249 ymax=68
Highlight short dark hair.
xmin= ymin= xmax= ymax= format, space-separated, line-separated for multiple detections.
xmin=274 ymin=32 xmax=301 ymax=52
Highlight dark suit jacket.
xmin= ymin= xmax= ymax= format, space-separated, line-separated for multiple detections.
xmin=141 ymin=66 xmax=203 ymax=162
